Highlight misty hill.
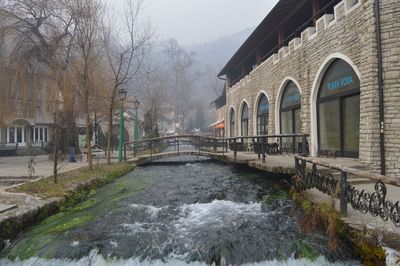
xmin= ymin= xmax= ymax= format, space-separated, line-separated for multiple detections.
xmin=146 ymin=27 xmax=255 ymax=129
xmin=183 ymin=27 xmax=254 ymax=106
xmin=182 ymin=27 xmax=254 ymax=128
xmin=186 ymin=27 xmax=254 ymax=73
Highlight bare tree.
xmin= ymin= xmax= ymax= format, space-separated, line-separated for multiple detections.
xmin=164 ymin=39 xmax=196 ymax=133
xmin=101 ymin=0 xmax=152 ymax=165
xmin=51 ymin=108 xmax=66 ymax=184
xmin=203 ymin=64 xmax=224 ymax=97
xmin=0 ymin=0 xmax=79 ymax=149
xmin=136 ymin=49 xmax=167 ymax=138
xmin=0 ymin=27 xmax=6 ymax=122
xmin=71 ymin=0 xmax=103 ymax=170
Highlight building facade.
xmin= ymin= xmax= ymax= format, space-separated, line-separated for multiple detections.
xmin=0 ymin=69 xmax=54 ymax=153
xmin=219 ymin=0 xmax=400 ymax=177
xmin=210 ymin=87 xmax=227 ymax=138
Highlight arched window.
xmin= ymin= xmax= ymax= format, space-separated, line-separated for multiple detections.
xmin=241 ymin=103 xmax=249 ymax=137
xmin=280 ymin=81 xmax=301 ymax=134
xmin=317 ymin=59 xmax=360 ymax=158
xmin=257 ymin=94 xmax=269 ymax=135
xmin=229 ymin=109 xmax=235 ymax=137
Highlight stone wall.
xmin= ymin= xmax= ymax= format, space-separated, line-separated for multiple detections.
xmin=379 ymin=0 xmax=400 ymax=177
xmin=216 ymin=106 xmax=226 ymax=123
xmin=225 ymin=0 xmax=400 ymax=177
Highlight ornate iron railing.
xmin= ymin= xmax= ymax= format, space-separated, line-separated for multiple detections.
xmin=294 ymin=156 xmax=400 ymax=227
xmin=346 ymin=182 xmax=400 ymax=227
xmin=123 ymin=134 xmax=310 ymax=162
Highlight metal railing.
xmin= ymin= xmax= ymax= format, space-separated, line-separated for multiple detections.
xmin=226 ymin=134 xmax=309 ymax=163
xmin=123 ymin=135 xmax=225 ymax=161
xmin=294 ymin=155 xmax=400 ymax=227
xmin=123 ymin=134 xmax=310 ymax=162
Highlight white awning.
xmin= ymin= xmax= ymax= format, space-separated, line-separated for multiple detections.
xmin=208 ymin=120 xmax=225 ymax=127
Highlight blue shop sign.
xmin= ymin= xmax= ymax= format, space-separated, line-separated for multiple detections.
xmin=327 ymin=75 xmax=354 ymax=91
xmin=285 ymin=94 xmax=301 ymax=104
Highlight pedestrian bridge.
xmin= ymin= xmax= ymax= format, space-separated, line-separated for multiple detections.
xmin=123 ymin=134 xmax=309 ymax=165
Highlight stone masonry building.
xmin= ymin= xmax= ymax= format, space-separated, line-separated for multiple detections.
xmin=218 ymin=0 xmax=400 ymax=178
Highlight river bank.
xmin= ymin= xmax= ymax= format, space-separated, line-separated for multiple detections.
xmin=0 ymin=163 xmax=135 ymax=252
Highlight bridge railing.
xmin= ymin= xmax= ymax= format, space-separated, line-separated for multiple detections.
xmin=294 ymin=155 xmax=400 ymax=227
xmin=123 ymin=133 xmax=310 ymax=162
xmin=225 ymin=134 xmax=310 ymax=163
xmin=123 ymin=135 xmax=230 ymax=161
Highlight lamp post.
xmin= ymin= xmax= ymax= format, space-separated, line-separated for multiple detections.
xmin=118 ymin=88 xmax=127 ymax=162
xmin=133 ymin=99 xmax=140 ymax=155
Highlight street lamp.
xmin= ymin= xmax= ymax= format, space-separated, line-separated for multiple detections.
xmin=133 ymin=99 xmax=140 ymax=155
xmin=118 ymin=88 xmax=127 ymax=162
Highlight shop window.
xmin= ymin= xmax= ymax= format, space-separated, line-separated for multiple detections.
xmin=257 ymin=94 xmax=269 ymax=135
xmin=280 ymin=81 xmax=301 ymax=134
xmin=229 ymin=109 xmax=235 ymax=137
xmin=317 ymin=59 xmax=360 ymax=158
xmin=241 ymin=103 xmax=249 ymax=137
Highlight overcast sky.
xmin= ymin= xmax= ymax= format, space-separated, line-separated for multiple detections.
xmin=110 ymin=0 xmax=278 ymax=45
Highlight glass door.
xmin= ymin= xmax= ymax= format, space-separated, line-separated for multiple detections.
xmin=343 ymin=95 xmax=360 ymax=157
xmin=318 ymin=100 xmax=340 ymax=155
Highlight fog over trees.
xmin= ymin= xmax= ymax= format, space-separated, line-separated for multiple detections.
xmin=0 ymin=0 xmax=252 ymax=169
xmin=132 ymin=27 xmax=252 ymax=134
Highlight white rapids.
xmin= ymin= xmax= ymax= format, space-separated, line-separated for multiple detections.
xmin=0 ymin=249 xmax=359 ymax=266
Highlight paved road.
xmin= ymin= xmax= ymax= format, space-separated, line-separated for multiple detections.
xmin=0 ymin=152 xmax=120 ymax=220
xmin=0 ymin=152 xmax=120 ymax=189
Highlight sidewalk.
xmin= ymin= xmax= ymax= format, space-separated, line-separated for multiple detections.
xmin=0 ymin=152 xmax=120 ymax=185
xmin=0 ymin=152 xmax=120 ymax=214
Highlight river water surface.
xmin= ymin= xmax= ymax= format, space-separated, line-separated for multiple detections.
xmin=0 ymin=156 xmax=360 ymax=265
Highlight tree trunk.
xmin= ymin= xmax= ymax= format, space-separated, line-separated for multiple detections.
xmin=86 ymin=110 xmax=93 ymax=170
xmin=59 ymin=75 xmax=77 ymax=154
xmin=106 ymin=110 xmax=113 ymax=165
xmin=53 ymin=131 xmax=58 ymax=184
xmin=106 ymin=88 xmax=116 ymax=165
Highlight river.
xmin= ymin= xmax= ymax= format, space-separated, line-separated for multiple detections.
xmin=0 ymin=156 xmax=360 ymax=265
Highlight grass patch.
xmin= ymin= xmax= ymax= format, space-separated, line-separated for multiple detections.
xmin=293 ymin=240 xmax=319 ymax=261
xmin=261 ymin=189 xmax=290 ymax=205
xmin=7 ymin=163 xmax=135 ymax=199
xmin=292 ymin=191 xmax=386 ymax=265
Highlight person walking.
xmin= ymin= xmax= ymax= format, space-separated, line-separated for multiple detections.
xmin=69 ymin=141 xmax=77 ymax=163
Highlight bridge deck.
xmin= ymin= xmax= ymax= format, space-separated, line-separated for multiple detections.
xmin=127 ymin=150 xmax=370 ymax=176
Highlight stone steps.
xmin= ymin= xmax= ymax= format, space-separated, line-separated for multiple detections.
xmin=0 ymin=176 xmax=37 ymax=187
xmin=0 ymin=203 xmax=18 ymax=213
xmin=0 ymin=191 xmax=42 ymax=205
xmin=0 ymin=178 xmax=32 ymax=186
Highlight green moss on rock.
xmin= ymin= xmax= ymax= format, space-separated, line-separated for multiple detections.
xmin=262 ymin=189 xmax=290 ymax=205
xmin=291 ymin=191 xmax=387 ymax=264
xmin=293 ymin=240 xmax=319 ymax=261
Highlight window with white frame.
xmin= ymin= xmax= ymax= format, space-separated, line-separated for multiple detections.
xmin=7 ymin=126 xmax=26 ymax=144
xmin=33 ymin=126 xmax=49 ymax=143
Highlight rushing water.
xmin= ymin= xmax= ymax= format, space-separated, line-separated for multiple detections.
xmin=0 ymin=156 xmax=361 ymax=265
